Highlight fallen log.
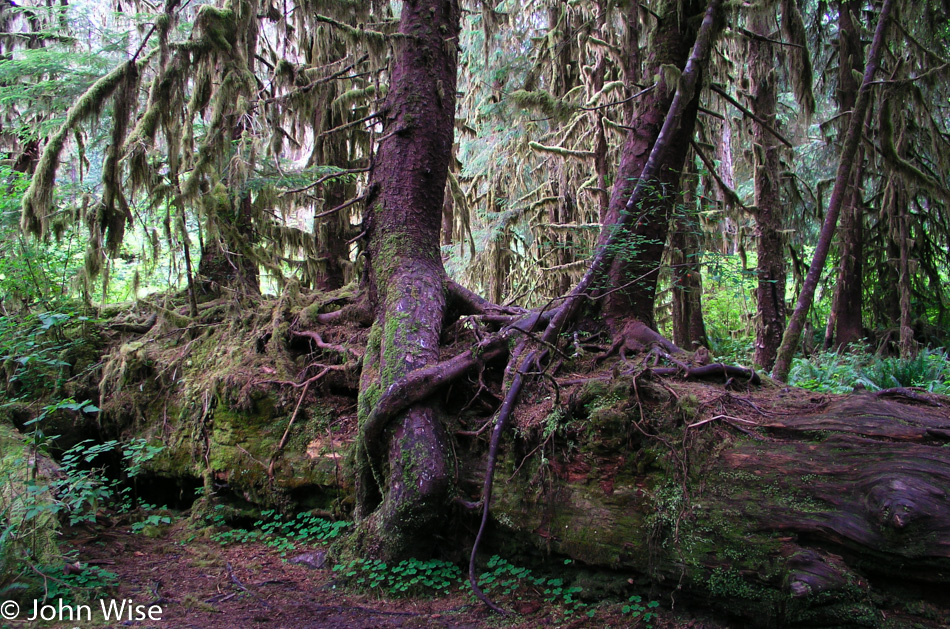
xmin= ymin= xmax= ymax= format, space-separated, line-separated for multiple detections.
xmin=469 ymin=383 xmax=950 ymax=626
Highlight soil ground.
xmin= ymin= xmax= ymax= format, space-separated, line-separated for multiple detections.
xmin=15 ymin=522 xmax=727 ymax=629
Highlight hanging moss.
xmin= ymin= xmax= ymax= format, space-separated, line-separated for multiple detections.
xmin=511 ymin=89 xmax=575 ymax=121
xmin=21 ymin=54 xmax=155 ymax=239
xmin=195 ymin=5 xmax=237 ymax=53
xmin=330 ymin=84 xmax=380 ymax=116
xmin=780 ymin=0 xmax=815 ymax=119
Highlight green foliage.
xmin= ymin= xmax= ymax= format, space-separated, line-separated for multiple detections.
xmin=788 ymin=347 xmax=950 ymax=394
xmin=332 ymin=557 xmax=462 ymax=597
xmin=0 ymin=423 xmax=163 ymax=602
xmin=208 ymin=507 xmax=350 ymax=556
xmin=0 ymin=168 xmax=83 ymax=308
xmin=621 ymin=594 xmax=660 ymax=627
xmin=477 ymin=555 xmax=589 ymax=616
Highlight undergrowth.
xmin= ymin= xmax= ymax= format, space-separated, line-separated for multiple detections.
xmin=206 ymin=507 xmax=350 ymax=555
xmin=788 ymin=347 xmax=950 ymax=394
xmin=203 ymin=510 xmax=662 ymax=623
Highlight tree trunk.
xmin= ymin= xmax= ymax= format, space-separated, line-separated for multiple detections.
xmin=827 ymin=0 xmax=866 ymax=350
xmin=354 ymin=0 xmax=460 ymax=560
xmin=749 ymin=12 xmax=787 ymax=371
xmin=197 ymin=0 xmax=261 ymax=296
xmin=197 ymin=191 xmax=260 ymax=295
xmin=670 ymin=170 xmax=709 ymax=350
xmin=600 ymin=0 xmax=704 ymax=334
xmin=772 ymin=0 xmax=894 ymax=382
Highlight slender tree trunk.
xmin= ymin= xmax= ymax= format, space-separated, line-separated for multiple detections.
xmin=355 ymin=0 xmax=460 ymax=559
xmin=600 ymin=0 xmax=704 ymax=334
xmin=671 ymin=168 xmax=709 ymax=350
xmin=897 ymin=188 xmax=915 ymax=358
xmin=772 ymin=0 xmax=894 ymax=382
xmin=827 ymin=0 xmax=866 ymax=349
xmin=749 ymin=12 xmax=787 ymax=371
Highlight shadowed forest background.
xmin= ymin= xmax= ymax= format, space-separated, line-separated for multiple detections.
xmin=2 ymin=0 xmax=950 ymax=626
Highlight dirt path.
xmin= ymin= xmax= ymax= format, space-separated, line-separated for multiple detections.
xmin=58 ymin=526 xmax=495 ymax=629
xmin=19 ymin=522 xmax=727 ymax=629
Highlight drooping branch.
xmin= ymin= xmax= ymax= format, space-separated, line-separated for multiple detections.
xmin=710 ymin=84 xmax=794 ymax=148
xmin=21 ymin=54 xmax=157 ymax=238
xmin=771 ymin=0 xmax=896 ymax=382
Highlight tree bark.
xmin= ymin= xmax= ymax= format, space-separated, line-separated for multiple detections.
xmin=749 ymin=12 xmax=787 ymax=371
xmin=599 ymin=0 xmax=704 ymax=334
xmin=826 ymin=0 xmax=866 ymax=350
xmin=480 ymin=388 xmax=950 ymax=626
xmin=772 ymin=0 xmax=895 ymax=382
xmin=670 ymin=171 xmax=709 ymax=350
xmin=354 ymin=0 xmax=460 ymax=560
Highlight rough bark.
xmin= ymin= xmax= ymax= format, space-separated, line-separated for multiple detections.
xmin=772 ymin=0 xmax=894 ymax=382
xmin=599 ymin=0 xmax=704 ymax=334
xmin=749 ymin=12 xmax=787 ymax=371
xmin=670 ymin=174 xmax=709 ymax=350
xmin=478 ymin=390 xmax=950 ymax=626
xmin=354 ymin=0 xmax=460 ymax=560
xmin=826 ymin=0 xmax=866 ymax=350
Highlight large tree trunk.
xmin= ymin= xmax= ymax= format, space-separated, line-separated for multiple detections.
xmin=749 ymin=12 xmax=787 ymax=371
xmin=599 ymin=0 xmax=704 ymax=334
xmin=354 ymin=0 xmax=460 ymax=560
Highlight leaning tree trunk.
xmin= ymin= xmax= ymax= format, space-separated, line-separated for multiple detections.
xmin=599 ymin=0 xmax=704 ymax=335
xmin=772 ymin=0 xmax=894 ymax=382
xmin=354 ymin=0 xmax=460 ymax=560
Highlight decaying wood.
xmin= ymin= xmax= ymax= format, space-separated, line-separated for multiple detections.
xmin=477 ymin=391 xmax=950 ymax=625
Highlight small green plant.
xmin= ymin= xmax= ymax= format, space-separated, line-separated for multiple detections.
xmin=621 ymin=594 xmax=660 ymax=627
xmin=477 ymin=555 xmax=589 ymax=616
xmin=130 ymin=511 xmax=172 ymax=534
xmin=34 ymin=563 xmax=120 ymax=605
xmin=332 ymin=557 xmax=462 ymax=597
xmin=209 ymin=508 xmax=350 ymax=556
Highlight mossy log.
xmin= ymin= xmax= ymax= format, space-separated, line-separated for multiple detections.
xmin=472 ymin=385 xmax=950 ymax=627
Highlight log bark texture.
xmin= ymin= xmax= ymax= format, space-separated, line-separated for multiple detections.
xmin=477 ymin=386 xmax=950 ymax=626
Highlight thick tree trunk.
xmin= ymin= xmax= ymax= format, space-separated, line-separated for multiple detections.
xmin=600 ymin=0 xmax=704 ymax=334
xmin=772 ymin=0 xmax=894 ymax=382
xmin=354 ymin=0 xmax=460 ymax=559
xmin=198 ymin=193 xmax=260 ymax=295
xmin=749 ymin=13 xmax=787 ymax=371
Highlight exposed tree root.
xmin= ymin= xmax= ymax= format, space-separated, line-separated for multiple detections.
xmin=465 ymin=0 xmax=725 ymax=611
xmin=647 ymin=363 xmax=761 ymax=385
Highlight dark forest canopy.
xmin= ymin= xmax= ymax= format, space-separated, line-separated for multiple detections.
xmin=2 ymin=0 xmax=950 ymax=625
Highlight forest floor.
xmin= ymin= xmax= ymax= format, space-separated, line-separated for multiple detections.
xmin=18 ymin=522 xmax=730 ymax=629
